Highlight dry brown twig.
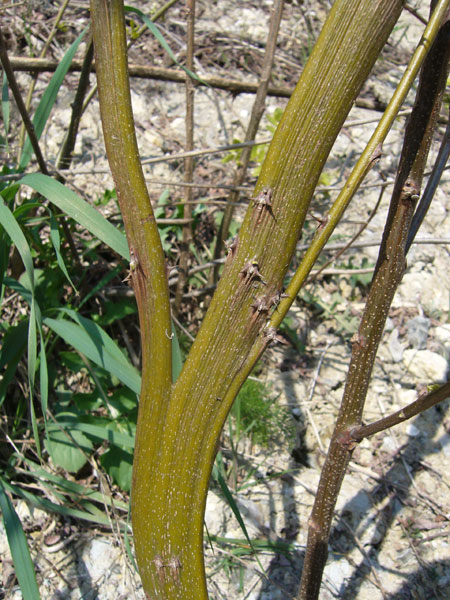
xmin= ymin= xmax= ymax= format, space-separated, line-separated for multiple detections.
xmin=173 ymin=0 xmax=196 ymax=314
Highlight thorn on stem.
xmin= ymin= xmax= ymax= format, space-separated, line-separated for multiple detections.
xmin=240 ymin=260 xmax=267 ymax=285
xmin=263 ymin=326 xmax=278 ymax=344
xmin=309 ymin=211 xmax=328 ymax=232
xmin=224 ymin=235 xmax=238 ymax=258
xmin=250 ymin=187 xmax=275 ymax=223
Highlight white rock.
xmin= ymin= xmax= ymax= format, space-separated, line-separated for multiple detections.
xmin=405 ymin=423 xmax=421 ymax=437
xmin=381 ymin=435 xmax=397 ymax=452
xmin=397 ymin=272 xmax=449 ymax=314
xmin=439 ymin=433 xmax=450 ymax=457
xmin=205 ymin=490 xmax=226 ymax=535
xmin=402 ymin=349 xmax=448 ymax=383
xmin=397 ymin=388 xmax=417 ymax=408
xmin=235 ymin=496 xmax=268 ymax=534
xmin=324 ymin=557 xmax=353 ymax=594
xmin=434 ymin=324 xmax=450 ymax=344
xmin=406 ymin=316 xmax=430 ymax=349
xmin=81 ymin=538 xmax=118 ymax=581
xmin=388 ymin=328 xmax=404 ymax=362
xmin=335 ymin=476 xmax=370 ymax=516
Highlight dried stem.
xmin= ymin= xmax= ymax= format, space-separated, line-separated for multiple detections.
xmin=0 ymin=27 xmax=48 ymax=175
xmin=7 ymin=55 xmax=393 ymax=111
xmin=56 ymin=35 xmax=94 ymax=170
xmin=173 ymin=0 xmax=196 ymax=315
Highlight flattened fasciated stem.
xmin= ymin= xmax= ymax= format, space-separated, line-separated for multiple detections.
xmin=131 ymin=1 xmax=405 ymax=598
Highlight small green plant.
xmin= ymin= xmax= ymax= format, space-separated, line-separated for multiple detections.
xmin=222 ymin=108 xmax=284 ymax=176
xmin=230 ymin=379 xmax=293 ymax=447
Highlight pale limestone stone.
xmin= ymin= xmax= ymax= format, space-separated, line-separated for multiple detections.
xmin=403 ymin=349 xmax=449 ymax=383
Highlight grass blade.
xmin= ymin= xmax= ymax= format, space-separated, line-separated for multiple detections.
xmin=43 ymin=310 xmax=141 ymax=394
xmin=53 ymin=419 xmax=135 ymax=448
xmin=19 ymin=174 xmax=129 ymax=259
xmin=49 ymin=210 xmax=77 ymax=291
xmin=22 ymin=458 xmax=128 ymax=510
xmin=0 ymin=477 xmax=121 ymax=528
xmin=0 ymin=480 xmax=41 ymax=600
xmin=0 ymin=198 xmax=42 ymax=454
xmin=0 ymin=197 xmax=34 ymax=291
xmin=171 ymin=321 xmax=183 ymax=383
xmin=125 ymin=6 xmax=206 ymax=85
xmin=19 ymin=29 xmax=87 ymax=169
xmin=28 ymin=298 xmax=41 ymax=457
xmin=212 ymin=458 xmax=265 ymax=573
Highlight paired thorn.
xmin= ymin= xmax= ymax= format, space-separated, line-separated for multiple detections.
xmin=309 ymin=211 xmax=328 ymax=232
xmin=240 ymin=260 xmax=267 ymax=285
xmin=250 ymin=187 xmax=275 ymax=223
xmin=123 ymin=247 xmax=139 ymax=282
xmin=267 ymin=289 xmax=289 ymax=311
xmin=263 ymin=326 xmax=278 ymax=344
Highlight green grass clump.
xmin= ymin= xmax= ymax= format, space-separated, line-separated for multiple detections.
xmin=233 ymin=379 xmax=293 ymax=446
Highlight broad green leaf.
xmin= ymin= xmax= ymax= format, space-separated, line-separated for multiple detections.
xmin=19 ymin=174 xmax=129 ymax=260
xmin=100 ymin=446 xmax=133 ymax=491
xmin=62 ymin=308 xmax=136 ymax=371
xmin=95 ymin=299 xmax=137 ymax=327
xmin=0 ymin=480 xmax=41 ymax=600
xmin=44 ymin=413 xmax=93 ymax=473
xmin=55 ymin=419 xmax=135 ymax=448
xmin=19 ymin=29 xmax=87 ymax=169
xmin=108 ymin=386 xmax=138 ymax=414
xmin=43 ymin=311 xmax=141 ymax=394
